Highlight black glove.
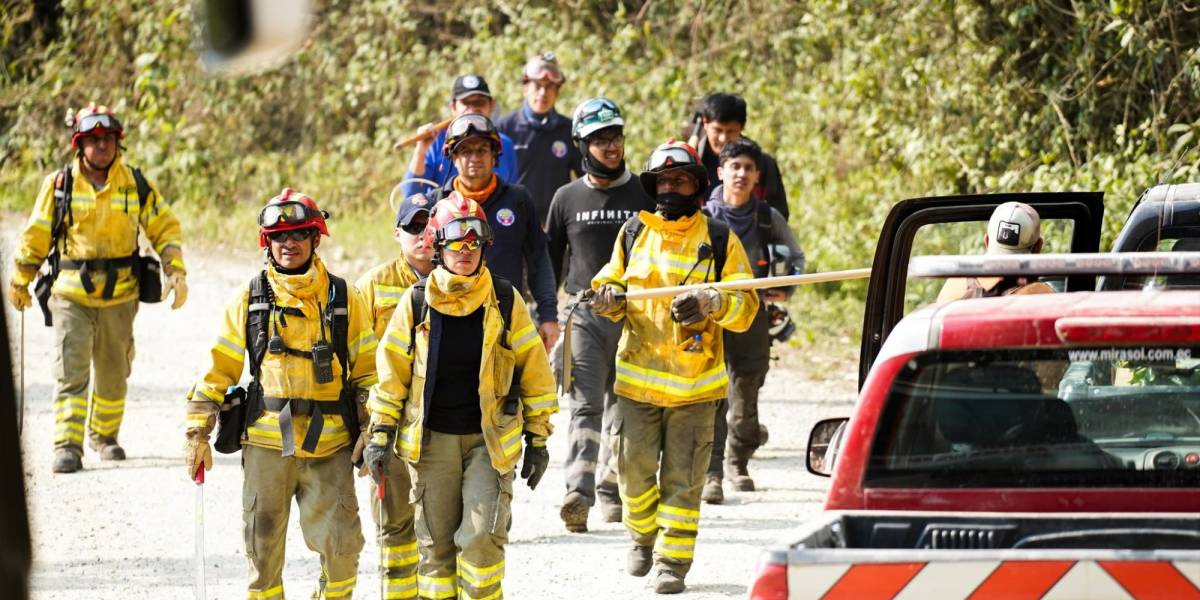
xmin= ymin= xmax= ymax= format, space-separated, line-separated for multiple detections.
xmin=363 ymin=424 xmax=396 ymax=485
xmin=519 ymin=433 xmax=549 ymax=490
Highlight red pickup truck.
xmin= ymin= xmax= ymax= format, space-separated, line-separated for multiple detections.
xmin=749 ymin=193 xmax=1200 ymax=599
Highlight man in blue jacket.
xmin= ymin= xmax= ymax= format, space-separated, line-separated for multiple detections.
xmin=496 ymin=52 xmax=583 ymax=227
xmin=440 ymin=113 xmax=560 ymax=349
xmin=402 ymin=74 xmax=518 ymax=197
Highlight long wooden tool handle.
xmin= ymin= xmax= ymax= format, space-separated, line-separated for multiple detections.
xmin=618 ymin=268 xmax=871 ymax=301
xmin=394 ymin=117 xmax=453 ymax=150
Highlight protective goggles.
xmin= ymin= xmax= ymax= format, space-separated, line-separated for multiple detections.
xmin=444 ymin=238 xmax=484 ymax=253
xmin=523 ymin=56 xmax=564 ymax=84
xmin=446 ymin=114 xmax=497 ymax=140
xmin=647 ymin=146 xmax=698 ymax=172
xmin=577 ymin=99 xmax=621 ymax=128
xmin=258 ymin=201 xmax=324 ymax=228
xmin=76 ymin=113 xmax=122 ymax=135
xmin=438 ymin=216 xmax=492 ymax=243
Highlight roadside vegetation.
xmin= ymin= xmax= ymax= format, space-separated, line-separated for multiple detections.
xmin=2 ymin=0 xmax=1198 ymax=371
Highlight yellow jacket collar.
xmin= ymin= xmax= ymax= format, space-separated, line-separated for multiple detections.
xmin=427 ymin=265 xmax=492 ymax=316
xmin=267 ymin=254 xmax=330 ymax=307
xmin=640 ymin=209 xmax=703 ymax=236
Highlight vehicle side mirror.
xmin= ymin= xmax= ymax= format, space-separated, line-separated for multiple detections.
xmin=807 ymin=418 xmax=849 ymax=477
xmin=195 ymin=0 xmax=312 ymax=74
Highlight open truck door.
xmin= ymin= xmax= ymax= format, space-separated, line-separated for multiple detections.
xmin=857 ymin=192 xmax=1105 ymax=389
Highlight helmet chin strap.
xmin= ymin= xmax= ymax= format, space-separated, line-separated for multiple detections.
xmin=80 ymin=152 xmax=115 ymax=174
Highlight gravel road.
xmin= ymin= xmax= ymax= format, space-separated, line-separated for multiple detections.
xmin=6 ymin=230 xmax=857 ymax=599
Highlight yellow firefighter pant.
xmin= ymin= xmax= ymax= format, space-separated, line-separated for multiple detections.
xmin=373 ymin=452 xmax=418 ymax=599
xmin=616 ymin=396 xmax=717 ymax=577
xmin=49 ymin=295 xmax=137 ymax=450
xmin=410 ymin=431 xmax=513 ymax=600
xmin=242 ymin=445 xmax=364 ymax=600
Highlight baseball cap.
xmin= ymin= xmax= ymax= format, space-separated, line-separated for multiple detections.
xmin=522 ymin=52 xmax=564 ymax=84
xmin=395 ymin=192 xmax=433 ymax=227
xmin=987 ymin=201 xmax=1041 ymax=255
xmin=451 ymin=74 xmax=492 ymax=102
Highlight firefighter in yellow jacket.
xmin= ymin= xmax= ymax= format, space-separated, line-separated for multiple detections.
xmin=8 ymin=103 xmax=187 ymax=473
xmin=364 ymin=193 xmax=557 ymax=600
xmin=352 ymin=191 xmax=435 ymax=599
xmin=183 ymin=189 xmax=377 ymax=600
xmin=588 ymin=141 xmax=759 ymax=594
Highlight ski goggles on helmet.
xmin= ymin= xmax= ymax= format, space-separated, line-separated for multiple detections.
xmin=447 ymin=114 xmax=497 ymax=140
xmin=646 ymin=145 xmax=699 ymax=172
xmin=576 ymin=99 xmax=621 ymax=129
xmin=523 ymin=53 xmax=564 ymax=84
xmin=76 ymin=113 xmax=123 ymax=136
xmin=438 ymin=216 xmax=492 ymax=244
xmin=258 ymin=201 xmax=326 ymax=228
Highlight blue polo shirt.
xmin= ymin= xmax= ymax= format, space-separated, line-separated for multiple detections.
xmin=401 ymin=128 xmax=518 ymax=198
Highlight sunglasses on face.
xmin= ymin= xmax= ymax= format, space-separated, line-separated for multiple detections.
xmin=444 ymin=238 xmax=483 ymax=253
xmin=267 ymin=228 xmax=316 ymax=243
xmin=399 ymin=219 xmax=428 ymax=235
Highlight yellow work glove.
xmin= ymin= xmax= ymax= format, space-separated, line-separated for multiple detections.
xmin=184 ymin=431 xmax=213 ymax=479
xmin=7 ymin=280 xmax=31 ymax=311
xmin=163 ymin=272 xmax=188 ymax=310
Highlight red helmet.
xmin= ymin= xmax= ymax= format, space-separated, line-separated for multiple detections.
xmin=638 ymin=139 xmax=709 ymax=196
xmin=426 ymin=191 xmax=493 ymax=250
xmin=67 ymin=103 xmax=124 ymax=148
xmin=257 ymin=188 xmax=330 ymax=247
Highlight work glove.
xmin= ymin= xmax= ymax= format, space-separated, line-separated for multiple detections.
xmin=671 ymin=287 xmax=724 ymax=326
xmin=7 ymin=281 xmax=31 ymax=311
xmin=163 ymin=272 xmax=188 ymax=310
xmin=520 ymin=433 xmax=549 ymax=490
xmin=584 ymin=284 xmax=625 ymax=318
xmin=363 ymin=424 xmax=396 ymax=486
xmin=184 ymin=431 xmax=213 ymax=479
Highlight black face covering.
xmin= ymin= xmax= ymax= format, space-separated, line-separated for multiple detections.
xmin=656 ymin=192 xmax=701 ymax=221
xmin=578 ymin=140 xmax=625 ymax=179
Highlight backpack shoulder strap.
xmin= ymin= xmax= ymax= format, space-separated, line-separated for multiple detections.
xmin=408 ymin=280 xmax=427 ymax=356
xmin=51 ymin=164 xmax=73 ymax=241
xmin=621 ymin=214 xmax=644 ymax=269
xmin=246 ymin=271 xmax=273 ymax=378
xmin=131 ymin=166 xmax=152 ymax=213
xmin=327 ymin=273 xmax=350 ymax=378
xmin=492 ymin=276 xmax=515 ymax=348
xmin=705 ymin=217 xmax=729 ymax=283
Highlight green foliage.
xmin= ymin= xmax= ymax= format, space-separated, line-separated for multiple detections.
xmin=2 ymin=0 xmax=1199 ymax=354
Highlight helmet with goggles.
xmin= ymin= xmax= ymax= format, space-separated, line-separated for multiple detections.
xmin=443 ymin=113 xmax=502 ymax=158
xmin=66 ymin=103 xmax=124 ymax=148
xmin=572 ymin=97 xmax=623 ymax=141
xmin=426 ymin=192 xmax=493 ymax=254
xmin=638 ymin=140 xmax=709 ymax=197
xmin=258 ymin=188 xmax=330 ymax=247
xmin=522 ymin=52 xmax=565 ymax=85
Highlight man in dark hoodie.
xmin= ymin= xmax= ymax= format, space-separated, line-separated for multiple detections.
xmin=701 ymin=137 xmax=804 ymax=504
xmin=695 ymin=92 xmax=789 ymax=221
xmin=496 ymin=52 xmax=583 ymax=227
xmin=546 ymin=98 xmax=655 ymax=533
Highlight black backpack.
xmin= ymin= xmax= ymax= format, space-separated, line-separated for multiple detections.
xmin=213 ymin=270 xmax=360 ymax=456
xmin=621 ymin=214 xmax=730 ymax=282
xmin=34 ymin=163 xmax=158 ymax=326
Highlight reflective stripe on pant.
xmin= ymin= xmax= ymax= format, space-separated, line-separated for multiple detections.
xmin=615 ymin=396 xmax=716 ymax=576
xmin=560 ymin=305 xmax=621 ymax=505
xmin=411 ymin=431 xmax=512 ymax=600
xmin=242 ymin=445 xmax=364 ymax=600
xmin=710 ymin=304 xmax=770 ymax=475
xmin=50 ymin=295 xmax=136 ymax=449
xmin=373 ymin=452 xmax=418 ymax=599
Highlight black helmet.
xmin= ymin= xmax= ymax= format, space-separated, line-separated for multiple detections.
xmin=443 ymin=113 xmax=502 ymax=158
xmin=638 ymin=140 xmax=709 ymax=197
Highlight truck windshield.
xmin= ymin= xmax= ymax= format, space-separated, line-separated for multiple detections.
xmin=866 ymin=347 xmax=1200 ymax=487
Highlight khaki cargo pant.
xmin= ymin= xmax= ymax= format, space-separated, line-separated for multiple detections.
xmin=373 ymin=451 xmax=417 ymax=599
xmin=411 ymin=431 xmax=513 ymax=600
xmin=615 ymin=396 xmax=717 ymax=577
xmin=49 ymin=295 xmax=137 ymax=451
xmin=242 ymin=445 xmax=364 ymax=600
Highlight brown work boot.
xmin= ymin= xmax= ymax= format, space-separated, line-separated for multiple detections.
xmin=654 ymin=569 xmax=686 ymax=594
xmin=701 ymin=474 xmax=724 ymax=504
xmin=52 ymin=447 xmax=82 ymax=473
xmin=627 ymin=544 xmax=653 ymax=577
xmin=598 ymin=500 xmax=622 ymax=523
xmin=725 ymin=458 xmax=755 ymax=492
xmin=560 ymin=491 xmax=589 ymax=533
xmin=90 ymin=435 xmax=126 ymax=461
